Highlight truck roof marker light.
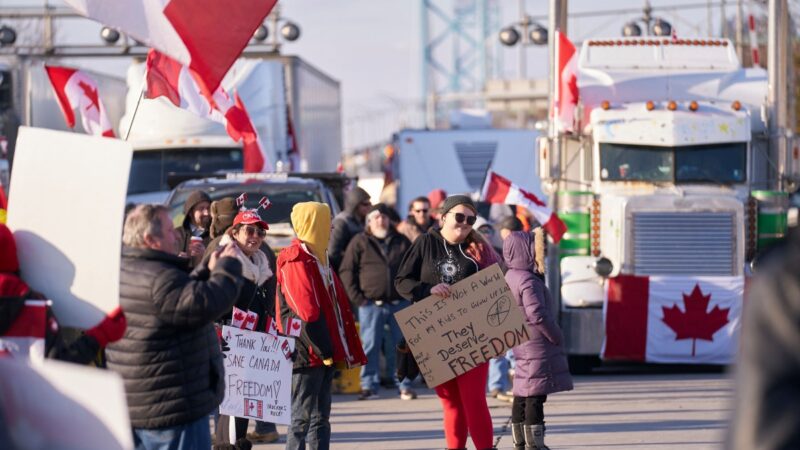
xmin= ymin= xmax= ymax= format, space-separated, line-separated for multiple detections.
xmin=732 ymin=100 xmax=742 ymax=111
xmin=689 ymin=101 xmax=699 ymax=112
xmin=667 ymin=101 xmax=677 ymax=111
xmin=646 ymin=101 xmax=655 ymax=111
xmin=601 ymin=101 xmax=611 ymax=110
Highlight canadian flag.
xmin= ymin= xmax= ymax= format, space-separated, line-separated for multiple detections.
xmin=63 ymin=0 xmax=277 ymax=93
xmin=602 ymin=275 xmax=743 ymax=364
xmin=555 ymin=31 xmax=578 ymax=133
xmin=44 ymin=65 xmax=116 ymax=138
xmin=145 ymin=50 xmax=272 ymax=172
xmin=231 ymin=306 xmax=247 ymax=328
xmin=481 ymin=171 xmax=567 ymax=243
xmin=286 ymin=317 xmax=302 ymax=338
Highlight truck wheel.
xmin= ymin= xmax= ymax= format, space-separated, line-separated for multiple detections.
xmin=568 ymin=355 xmax=600 ymax=375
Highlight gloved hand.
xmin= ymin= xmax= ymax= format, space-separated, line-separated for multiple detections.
xmin=85 ymin=306 xmax=127 ymax=348
xmin=396 ymin=340 xmax=420 ymax=382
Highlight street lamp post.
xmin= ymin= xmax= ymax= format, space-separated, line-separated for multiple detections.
xmin=621 ymin=1 xmax=672 ymax=37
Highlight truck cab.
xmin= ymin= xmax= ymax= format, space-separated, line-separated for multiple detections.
xmin=549 ymin=37 xmax=782 ymax=369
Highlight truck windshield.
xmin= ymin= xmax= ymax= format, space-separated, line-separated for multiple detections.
xmin=127 ymin=148 xmax=243 ymax=195
xmin=599 ymin=142 xmax=746 ymax=184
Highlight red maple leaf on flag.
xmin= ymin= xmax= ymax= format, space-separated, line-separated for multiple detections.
xmin=77 ymin=80 xmax=100 ymax=112
xmin=662 ymin=284 xmax=730 ymax=357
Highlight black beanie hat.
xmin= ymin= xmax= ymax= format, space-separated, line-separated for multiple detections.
xmin=184 ymin=190 xmax=211 ymax=215
xmin=499 ymin=215 xmax=524 ymax=232
xmin=367 ymin=203 xmax=391 ymax=217
xmin=439 ymin=195 xmax=477 ymax=216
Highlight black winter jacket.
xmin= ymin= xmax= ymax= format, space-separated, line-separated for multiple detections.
xmin=339 ymin=230 xmax=411 ymax=307
xmin=394 ymin=228 xmax=480 ymax=302
xmin=105 ymin=247 xmax=243 ymax=429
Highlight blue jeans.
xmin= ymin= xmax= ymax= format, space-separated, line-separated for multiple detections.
xmin=286 ymin=366 xmax=335 ymax=450
xmin=132 ymin=415 xmax=211 ymax=450
xmin=488 ymin=350 xmax=513 ymax=392
xmin=358 ymin=300 xmax=412 ymax=392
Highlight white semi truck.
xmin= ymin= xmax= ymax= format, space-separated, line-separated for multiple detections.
xmin=542 ymin=37 xmax=795 ymax=371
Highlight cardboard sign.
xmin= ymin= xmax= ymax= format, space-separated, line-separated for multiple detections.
xmin=0 ymin=358 xmax=133 ymax=450
xmin=219 ymin=326 xmax=295 ymax=425
xmin=394 ymin=264 xmax=531 ymax=387
xmin=6 ymin=127 xmax=132 ymax=328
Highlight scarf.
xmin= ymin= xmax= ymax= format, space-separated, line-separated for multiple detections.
xmin=220 ymin=235 xmax=273 ymax=285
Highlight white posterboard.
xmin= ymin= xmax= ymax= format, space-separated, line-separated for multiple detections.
xmin=0 ymin=358 xmax=133 ymax=450
xmin=219 ymin=326 xmax=295 ymax=425
xmin=6 ymin=127 xmax=132 ymax=328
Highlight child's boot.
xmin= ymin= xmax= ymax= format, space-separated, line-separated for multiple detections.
xmin=511 ymin=422 xmax=526 ymax=450
xmin=524 ymin=423 xmax=549 ymax=450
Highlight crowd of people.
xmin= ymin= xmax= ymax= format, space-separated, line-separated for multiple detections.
xmin=1 ymin=183 xmax=574 ymax=450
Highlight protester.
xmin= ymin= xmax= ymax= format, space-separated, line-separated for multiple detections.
xmin=276 ymin=202 xmax=367 ymax=450
xmin=504 ymin=229 xmax=573 ymax=450
xmin=207 ymin=208 xmax=275 ymax=450
xmin=339 ymin=203 xmax=415 ymax=401
xmin=728 ymin=228 xmax=800 ymax=450
xmin=474 ymin=216 xmax=503 ymax=256
xmin=106 ymin=204 xmax=244 ymax=450
xmin=499 ymin=215 xmax=524 ymax=240
xmin=328 ymin=187 xmax=371 ymax=272
xmin=395 ymin=194 xmax=500 ymax=450
xmin=205 ymin=198 xmax=281 ymax=445
xmin=397 ymin=196 xmax=435 ymax=243
xmin=175 ymin=189 xmax=212 ymax=266
xmin=0 ymin=223 xmax=126 ymax=363
xmin=427 ymin=189 xmax=447 ymax=221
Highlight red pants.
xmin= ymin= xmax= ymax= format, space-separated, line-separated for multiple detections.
xmin=434 ymin=363 xmax=493 ymax=449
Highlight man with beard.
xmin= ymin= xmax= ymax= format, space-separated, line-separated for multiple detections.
xmin=328 ymin=187 xmax=371 ymax=272
xmin=397 ymin=196 xmax=435 ymax=243
xmin=176 ymin=190 xmax=212 ymax=266
xmin=340 ymin=203 xmax=416 ymax=400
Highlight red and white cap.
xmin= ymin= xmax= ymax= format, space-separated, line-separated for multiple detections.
xmin=233 ymin=210 xmax=269 ymax=230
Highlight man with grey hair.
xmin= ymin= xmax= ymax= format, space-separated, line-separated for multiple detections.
xmin=106 ymin=204 xmax=244 ymax=450
xmin=340 ymin=203 xmax=415 ymax=400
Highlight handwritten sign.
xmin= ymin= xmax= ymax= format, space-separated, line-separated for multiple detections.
xmin=394 ymin=264 xmax=530 ymax=387
xmin=219 ymin=326 xmax=295 ymax=425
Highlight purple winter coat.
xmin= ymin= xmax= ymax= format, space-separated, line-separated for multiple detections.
xmin=504 ymin=231 xmax=573 ymax=397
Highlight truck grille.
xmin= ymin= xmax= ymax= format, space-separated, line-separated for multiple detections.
xmin=632 ymin=212 xmax=736 ymax=276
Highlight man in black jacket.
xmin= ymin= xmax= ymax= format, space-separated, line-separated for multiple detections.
xmin=106 ymin=204 xmax=244 ymax=450
xmin=175 ymin=190 xmax=212 ymax=267
xmin=328 ymin=187 xmax=371 ymax=272
xmin=339 ymin=203 xmax=415 ymax=400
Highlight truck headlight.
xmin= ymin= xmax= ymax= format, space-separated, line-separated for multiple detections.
xmin=593 ymin=257 xmax=613 ymax=278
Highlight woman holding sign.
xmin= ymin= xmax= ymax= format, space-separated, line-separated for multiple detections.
xmin=395 ymin=195 xmax=500 ymax=450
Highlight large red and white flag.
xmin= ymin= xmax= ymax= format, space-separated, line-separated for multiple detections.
xmin=63 ymin=0 xmax=277 ymax=92
xmin=602 ymin=275 xmax=743 ymax=364
xmin=45 ymin=65 xmax=116 ymax=138
xmin=555 ymin=31 xmax=578 ymax=133
xmin=145 ymin=50 xmax=272 ymax=172
xmin=481 ymin=171 xmax=567 ymax=243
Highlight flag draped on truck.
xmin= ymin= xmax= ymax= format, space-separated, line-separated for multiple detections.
xmin=144 ymin=50 xmax=273 ymax=173
xmin=63 ymin=0 xmax=277 ymax=93
xmin=44 ymin=65 xmax=116 ymax=138
xmin=602 ymin=274 xmax=743 ymax=364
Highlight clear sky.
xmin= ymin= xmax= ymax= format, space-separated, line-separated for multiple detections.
xmin=5 ymin=0 xmax=765 ymax=149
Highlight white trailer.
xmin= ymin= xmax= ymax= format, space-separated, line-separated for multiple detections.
xmin=394 ymin=128 xmax=541 ymax=213
xmin=542 ymin=37 xmax=791 ymax=371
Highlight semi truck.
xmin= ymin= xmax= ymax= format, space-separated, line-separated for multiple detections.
xmin=541 ymin=37 xmax=795 ymax=371
xmin=123 ymin=55 xmax=342 ymax=204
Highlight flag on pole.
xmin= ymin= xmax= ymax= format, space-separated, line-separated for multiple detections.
xmin=555 ymin=31 xmax=578 ymax=133
xmin=145 ymin=50 xmax=272 ymax=172
xmin=63 ymin=0 xmax=277 ymax=92
xmin=603 ymin=275 xmax=743 ymax=364
xmin=44 ymin=65 xmax=116 ymax=138
xmin=481 ymin=171 xmax=567 ymax=243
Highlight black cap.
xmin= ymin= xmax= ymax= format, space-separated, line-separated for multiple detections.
xmin=499 ymin=215 xmax=524 ymax=232
xmin=439 ymin=195 xmax=477 ymax=216
xmin=367 ymin=203 xmax=391 ymax=217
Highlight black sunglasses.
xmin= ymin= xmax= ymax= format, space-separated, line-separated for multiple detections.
xmin=450 ymin=212 xmax=477 ymax=226
xmin=243 ymin=225 xmax=267 ymax=238
xmin=413 ymin=209 xmax=429 ymax=213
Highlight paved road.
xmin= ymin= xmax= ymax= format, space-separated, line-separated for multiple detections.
xmin=252 ymin=369 xmax=733 ymax=449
